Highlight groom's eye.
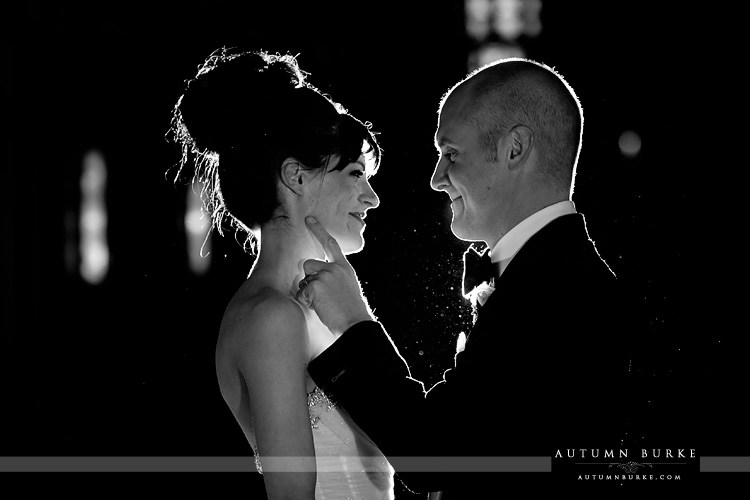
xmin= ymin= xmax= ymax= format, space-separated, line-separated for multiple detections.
xmin=442 ymin=150 xmax=457 ymax=162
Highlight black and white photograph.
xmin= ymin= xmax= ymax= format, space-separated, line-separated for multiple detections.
xmin=2 ymin=0 xmax=745 ymax=496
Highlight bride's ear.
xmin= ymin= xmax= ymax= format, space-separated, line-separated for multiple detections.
xmin=279 ymin=157 xmax=308 ymax=195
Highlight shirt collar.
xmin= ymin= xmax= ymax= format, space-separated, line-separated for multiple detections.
xmin=489 ymin=200 xmax=577 ymax=273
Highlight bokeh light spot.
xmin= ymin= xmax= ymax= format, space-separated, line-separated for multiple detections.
xmin=619 ymin=130 xmax=642 ymax=158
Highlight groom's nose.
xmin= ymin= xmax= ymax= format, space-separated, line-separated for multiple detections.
xmin=431 ymin=156 xmax=450 ymax=192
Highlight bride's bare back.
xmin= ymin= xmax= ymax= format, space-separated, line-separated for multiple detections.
xmin=215 ymin=275 xmax=336 ymax=442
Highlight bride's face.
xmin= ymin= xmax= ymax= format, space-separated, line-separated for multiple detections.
xmin=307 ymin=155 xmax=379 ymax=255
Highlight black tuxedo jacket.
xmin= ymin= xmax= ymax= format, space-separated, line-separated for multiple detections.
xmin=308 ymin=214 xmax=637 ymax=495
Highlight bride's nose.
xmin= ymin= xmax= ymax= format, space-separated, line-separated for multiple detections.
xmin=360 ymin=179 xmax=379 ymax=209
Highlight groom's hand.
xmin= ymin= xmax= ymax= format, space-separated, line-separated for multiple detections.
xmin=296 ymin=216 xmax=373 ymax=336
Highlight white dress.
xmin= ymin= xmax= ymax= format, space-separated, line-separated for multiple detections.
xmin=248 ymin=305 xmax=395 ymax=500
xmin=249 ymin=382 xmax=395 ymax=500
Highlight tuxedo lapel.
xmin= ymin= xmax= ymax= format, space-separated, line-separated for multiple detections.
xmin=461 ymin=213 xmax=591 ymax=345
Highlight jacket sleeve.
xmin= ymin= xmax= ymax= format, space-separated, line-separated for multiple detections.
xmin=307 ymin=320 xmax=457 ymax=491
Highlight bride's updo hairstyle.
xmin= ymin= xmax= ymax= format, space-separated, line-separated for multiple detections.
xmin=169 ymin=47 xmax=381 ymax=252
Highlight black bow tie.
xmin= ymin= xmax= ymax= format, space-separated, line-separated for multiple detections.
xmin=462 ymin=246 xmax=499 ymax=296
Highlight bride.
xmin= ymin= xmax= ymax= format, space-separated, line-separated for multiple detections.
xmin=170 ymin=48 xmax=393 ymax=499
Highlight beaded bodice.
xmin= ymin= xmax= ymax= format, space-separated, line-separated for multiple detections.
xmin=250 ymin=383 xmax=394 ymax=500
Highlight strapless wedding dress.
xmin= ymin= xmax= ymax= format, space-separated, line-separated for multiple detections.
xmin=250 ymin=384 xmax=394 ymax=499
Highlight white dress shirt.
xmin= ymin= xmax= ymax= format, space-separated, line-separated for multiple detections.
xmin=490 ymin=200 xmax=578 ymax=275
xmin=472 ymin=200 xmax=578 ymax=308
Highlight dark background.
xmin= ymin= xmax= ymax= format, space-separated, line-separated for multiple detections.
xmin=1 ymin=0 xmax=745 ymax=494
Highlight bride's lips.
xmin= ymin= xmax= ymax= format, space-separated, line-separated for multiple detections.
xmin=349 ymin=212 xmax=365 ymax=225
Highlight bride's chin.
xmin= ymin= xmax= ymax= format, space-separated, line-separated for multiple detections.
xmin=339 ymin=237 xmax=365 ymax=255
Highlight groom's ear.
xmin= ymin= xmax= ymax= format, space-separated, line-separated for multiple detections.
xmin=504 ymin=125 xmax=533 ymax=170
xmin=280 ymin=157 xmax=309 ymax=195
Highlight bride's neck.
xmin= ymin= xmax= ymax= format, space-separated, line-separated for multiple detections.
xmin=250 ymin=219 xmax=324 ymax=295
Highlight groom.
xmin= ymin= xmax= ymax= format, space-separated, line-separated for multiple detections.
xmin=298 ymin=58 xmax=636 ymax=495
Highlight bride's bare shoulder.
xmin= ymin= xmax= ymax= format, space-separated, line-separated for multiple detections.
xmin=219 ymin=285 xmax=307 ymax=354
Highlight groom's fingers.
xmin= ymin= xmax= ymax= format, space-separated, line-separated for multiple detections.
xmin=302 ymin=259 xmax=327 ymax=276
xmin=305 ymin=216 xmax=345 ymax=263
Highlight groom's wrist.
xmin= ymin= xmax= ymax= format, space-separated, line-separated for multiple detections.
xmin=340 ymin=315 xmax=374 ymax=335
xmin=309 ymin=320 xmax=405 ymax=390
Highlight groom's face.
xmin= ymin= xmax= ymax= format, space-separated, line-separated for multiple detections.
xmin=431 ymin=84 xmax=507 ymax=245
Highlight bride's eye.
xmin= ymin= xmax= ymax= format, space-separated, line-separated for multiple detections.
xmin=351 ymin=170 xmax=364 ymax=178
